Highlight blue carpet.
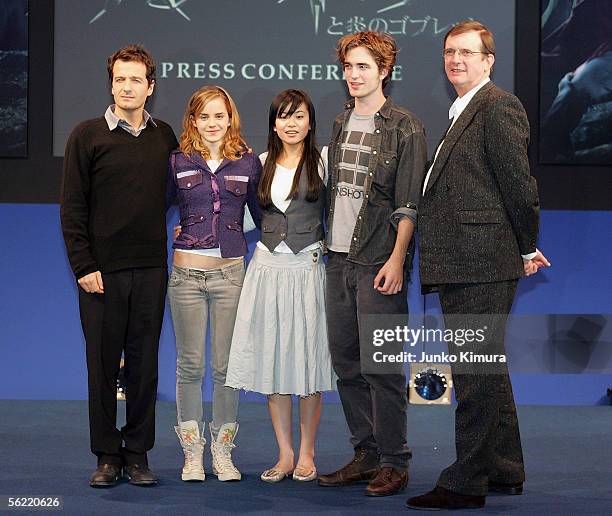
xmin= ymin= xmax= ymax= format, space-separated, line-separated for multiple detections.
xmin=0 ymin=401 xmax=611 ymax=515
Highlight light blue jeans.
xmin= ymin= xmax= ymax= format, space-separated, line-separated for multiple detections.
xmin=168 ymin=262 xmax=244 ymax=433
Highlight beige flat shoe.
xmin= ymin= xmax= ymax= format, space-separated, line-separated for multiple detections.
xmin=292 ymin=467 xmax=317 ymax=482
xmin=260 ymin=468 xmax=291 ymax=483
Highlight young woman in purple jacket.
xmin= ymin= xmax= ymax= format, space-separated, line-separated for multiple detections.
xmin=166 ymin=85 xmax=261 ymax=483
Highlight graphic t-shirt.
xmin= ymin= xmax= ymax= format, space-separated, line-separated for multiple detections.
xmin=328 ymin=112 xmax=375 ymax=253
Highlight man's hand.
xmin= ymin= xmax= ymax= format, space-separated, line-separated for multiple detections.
xmin=531 ymin=249 xmax=551 ymax=268
xmin=373 ymin=217 xmax=413 ymax=295
xmin=373 ymin=256 xmax=404 ymax=295
xmin=523 ymin=249 xmax=551 ymax=276
xmin=78 ymin=271 xmax=104 ymax=294
xmin=523 ymin=260 xmax=538 ymax=276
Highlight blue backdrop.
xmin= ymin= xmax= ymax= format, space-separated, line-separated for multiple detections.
xmin=0 ymin=205 xmax=610 ymax=405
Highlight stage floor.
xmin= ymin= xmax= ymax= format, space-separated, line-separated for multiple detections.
xmin=1 ymin=401 xmax=610 ymax=515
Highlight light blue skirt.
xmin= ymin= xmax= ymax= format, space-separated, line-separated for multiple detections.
xmin=225 ymin=245 xmax=336 ymax=396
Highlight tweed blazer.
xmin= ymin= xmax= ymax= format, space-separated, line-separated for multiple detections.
xmin=418 ymin=82 xmax=540 ymax=287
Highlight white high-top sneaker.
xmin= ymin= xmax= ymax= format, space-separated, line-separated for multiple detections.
xmin=210 ymin=422 xmax=241 ymax=481
xmin=174 ymin=420 xmax=206 ymax=481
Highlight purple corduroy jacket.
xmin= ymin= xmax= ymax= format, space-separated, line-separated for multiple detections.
xmin=166 ymin=149 xmax=262 ymax=258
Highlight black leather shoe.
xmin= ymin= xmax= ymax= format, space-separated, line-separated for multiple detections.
xmin=90 ymin=463 xmax=122 ymax=488
xmin=365 ymin=467 xmax=408 ymax=496
xmin=318 ymin=448 xmax=379 ymax=487
xmin=406 ymin=486 xmax=485 ymax=510
xmin=488 ymin=481 xmax=523 ymax=495
xmin=124 ymin=464 xmax=158 ymax=486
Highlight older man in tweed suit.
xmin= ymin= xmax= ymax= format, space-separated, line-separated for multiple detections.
xmin=407 ymin=21 xmax=550 ymax=511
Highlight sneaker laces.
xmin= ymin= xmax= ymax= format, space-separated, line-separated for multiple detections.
xmin=214 ymin=441 xmax=238 ymax=472
xmin=183 ymin=447 xmax=196 ymax=470
xmin=183 ymin=442 xmax=203 ymax=471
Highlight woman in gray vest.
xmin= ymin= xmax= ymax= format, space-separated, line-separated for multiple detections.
xmin=226 ymin=89 xmax=335 ymax=483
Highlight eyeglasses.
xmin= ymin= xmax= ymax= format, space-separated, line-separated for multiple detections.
xmin=443 ymin=48 xmax=491 ymax=59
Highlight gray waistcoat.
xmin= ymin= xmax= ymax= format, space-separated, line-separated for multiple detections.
xmin=260 ymin=167 xmax=325 ymax=254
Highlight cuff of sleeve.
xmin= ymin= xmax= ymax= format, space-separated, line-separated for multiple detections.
xmin=390 ymin=206 xmax=417 ymax=228
xmin=73 ymin=258 xmax=99 ymax=280
xmin=521 ymin=250 xmax=537 ymax=261
xmin=75 ymin=266 xmax=99 ymax=281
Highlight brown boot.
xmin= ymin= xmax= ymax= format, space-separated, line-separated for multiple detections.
xmin=365 ymin=466 xmax=408 ymax=496
xmin=318 ymin=448 xmax=379 ymax=487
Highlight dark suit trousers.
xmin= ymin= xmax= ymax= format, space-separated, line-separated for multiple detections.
xmin=78 ymin=267 xmax=167 ymax=466
xmin=326 ymin=251 xmax=411 ymax=470
xmin=436 ymin=280 xmax=525 ymax=496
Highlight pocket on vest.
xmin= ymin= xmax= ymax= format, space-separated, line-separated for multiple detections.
xmin=295 ymin=221 xmax=322 ymax=233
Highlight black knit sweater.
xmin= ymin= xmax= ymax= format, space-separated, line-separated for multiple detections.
xmin=60 ymin=117 xmax=177 ymax=278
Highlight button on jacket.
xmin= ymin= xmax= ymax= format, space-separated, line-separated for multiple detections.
xmin=167 ymin=149 xmax=262 ymax=258
xmin=326 ymin=97 xmax=427 ymax=265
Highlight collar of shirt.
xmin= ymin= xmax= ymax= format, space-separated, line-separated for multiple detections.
xmin=104 ymin=104 xmax=157 ymax=133
xmin=448 ymin=77 xmax=490 ymax=125
xmin=343 ymin=95 xmax=394 ymax=120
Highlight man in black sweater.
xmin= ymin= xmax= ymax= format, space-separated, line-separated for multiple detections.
xmin=60 ymin=45 xmax=177 ymax=487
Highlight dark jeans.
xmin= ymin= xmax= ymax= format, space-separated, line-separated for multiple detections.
xmin=436 ymin=280 xmax=525 ymax=496
xmin=325 ymin=251 xmax=411 ymax=470
xmin=78 ymin=267 xmax=167 ymax=467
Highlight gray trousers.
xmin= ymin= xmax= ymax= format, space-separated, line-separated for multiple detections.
xmin=168 ymin=263 xmax=244 ymax=431
xmin=325 ymin=251 xmax=411 ymax=470
xmin=436 ymin=280 xmax=525 ymax=496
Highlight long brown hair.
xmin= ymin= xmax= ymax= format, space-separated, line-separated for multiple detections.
xmin=179 ymin=85 xmax=248 ymax=161
xmin=258 ymin=90 xmax=324 ymax=208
